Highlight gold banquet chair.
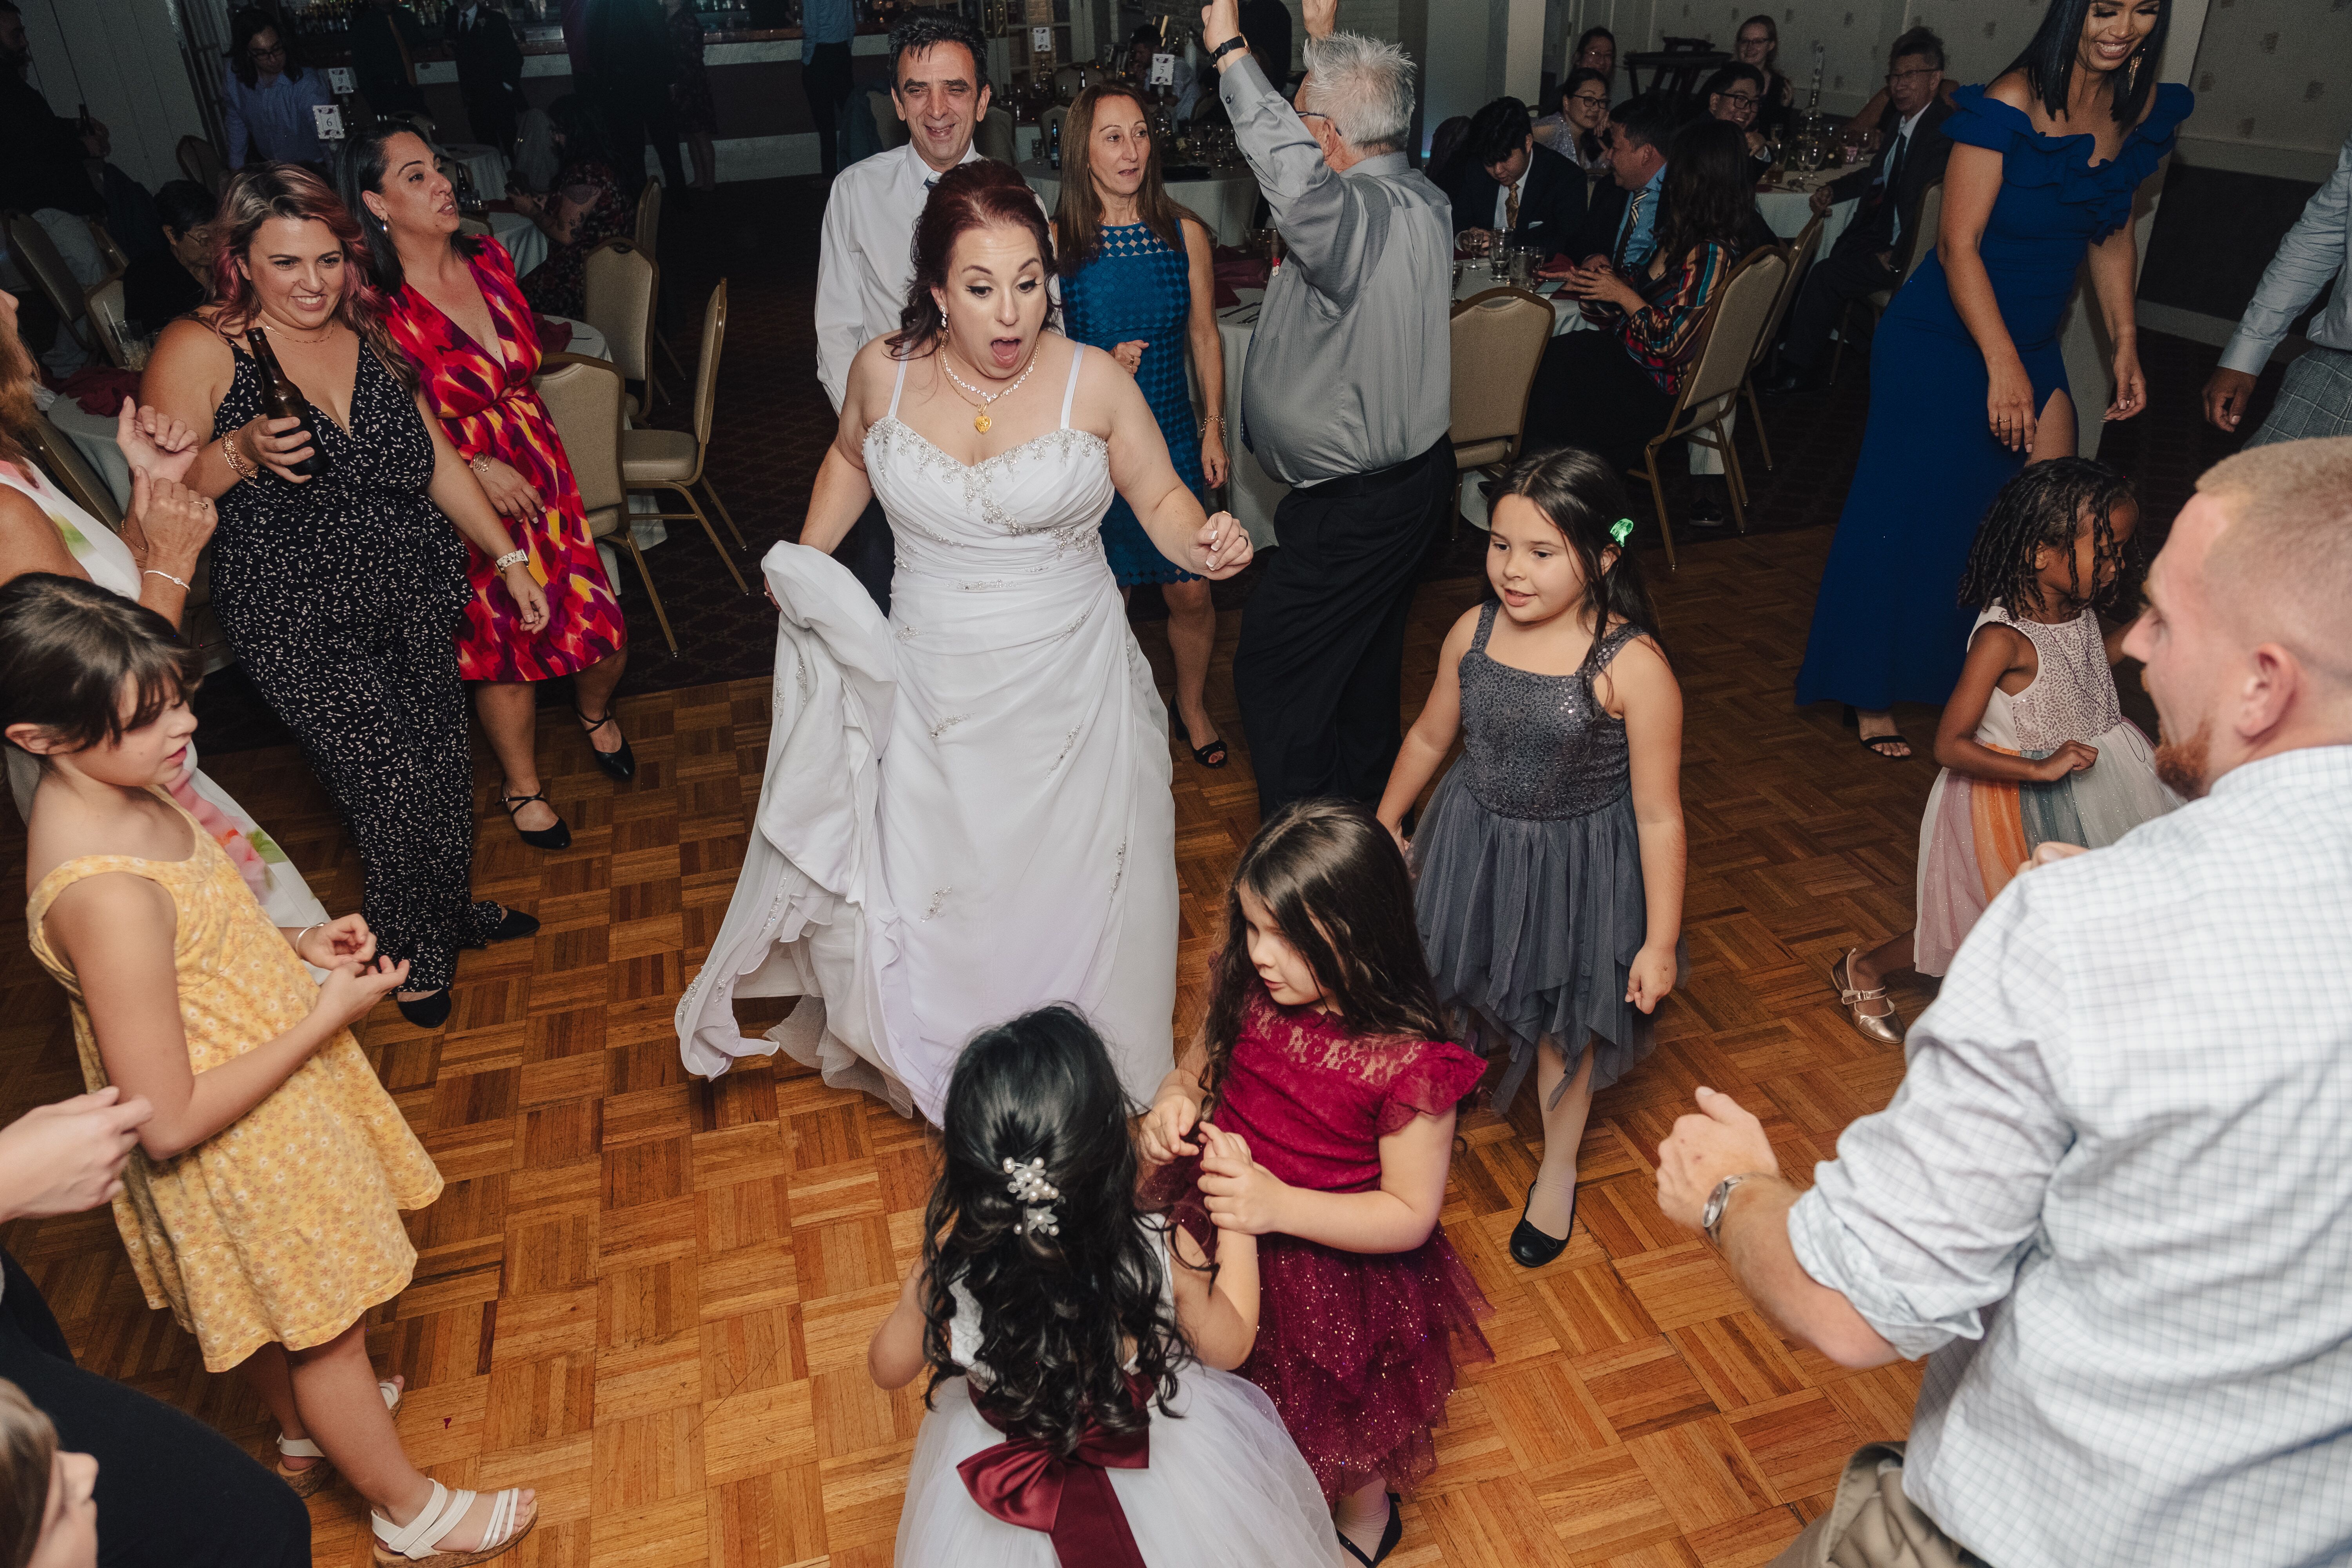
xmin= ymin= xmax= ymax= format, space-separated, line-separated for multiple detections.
xmin=534 ymin=352 xmax=680 ymax=654
xmin=630 ymin=180 xmax=694 ymax=391
xmin=1446 ymin=285 xmax=1555 ymax=521
xmin=1628 ymin=245 xmax=1790 ymax=566
xmin=83 ymin=276 xmax=136 ymax=370
xmin=582 ymin=237 xmax=666 ymax=416
xmin=621 ymin=279 xmax=750 ymax=595
xmin=5 ymin=211 xmax=99 ymax=356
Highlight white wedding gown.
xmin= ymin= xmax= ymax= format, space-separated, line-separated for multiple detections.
xmin=676 ymin=346 xmax=1180 ymax=1120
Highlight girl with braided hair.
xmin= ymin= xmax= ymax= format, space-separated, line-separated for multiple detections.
xmin=869 ymin=1005 xmax=1344 ymax=1567
xmin=1829 ymin=457 xmax=2178 ymax=1044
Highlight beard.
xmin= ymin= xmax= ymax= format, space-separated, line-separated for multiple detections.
xmin=2152 ymin=719 xmax=2212 ymax=801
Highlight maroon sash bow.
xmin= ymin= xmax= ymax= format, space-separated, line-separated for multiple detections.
xmin=956 ymin=1387 xmax=1151 ymax=1568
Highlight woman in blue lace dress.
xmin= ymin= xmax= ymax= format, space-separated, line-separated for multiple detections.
xmin=1794 ymin=0 xmax=2189 ymax=760
xmin=1056 ymin=85 xmax=1234 ymax=769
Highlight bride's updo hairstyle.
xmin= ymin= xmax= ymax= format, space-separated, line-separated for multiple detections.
xmin=919 ymin=1005 xmax=1185 ymax=1455
xmin=889 ymin=160 xmax=1060 ymax=361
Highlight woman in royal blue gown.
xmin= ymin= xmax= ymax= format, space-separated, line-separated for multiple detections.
xmin=1794 ymin=0 xmax=2189 ymax=758
xmin=1055 ymin=84 xmax=1235 ymax=769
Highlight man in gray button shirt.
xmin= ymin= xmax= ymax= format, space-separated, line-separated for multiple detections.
xmin=2203 ymin=130 xmax=2352 ymax=447
xmin=1205 ymin=0 xmax=1454 ymax=817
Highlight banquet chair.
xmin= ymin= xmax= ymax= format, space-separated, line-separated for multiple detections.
xmin=83 ymin=277 xmax=134 ymax=370
xmin=631 ymin=180 xmax=694 ymax=388
xmin=582 ymin=238 xmax=665 ymax=415
xmin=85 ymin=220 xmax=131 ymax=276
xmin=1831 ymin=180 xmax=1944 ymax=387
xmin=1446 ymin=285 xmax=1555 ymax=523
xmin=976 ymin=107 xmax=1017 ymax=165
xmin=621 ymin=280 xmax=750 ymax=595
xmin=1740 ymin=226 xmax=1812 ymax=470
xmin=24 ymin=416 xmax=120 ymax=530
xmin=1628 ymin=246 xmax=1789 ymax=566
xmin=5 ymin=212 xmax=97 ymax=356
xmin=535 ymin=352 xmax=679 ymax=653
xmin=177 ymin=135 xmax=227 ymax=195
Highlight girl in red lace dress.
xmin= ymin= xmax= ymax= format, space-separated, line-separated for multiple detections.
xmin=1142 ymin=800 xmax=1491 ymax=1566
xmin=343 ymin=129 xmax=635 ymax=855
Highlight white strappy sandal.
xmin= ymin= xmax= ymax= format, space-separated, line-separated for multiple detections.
xmin=276 ymin=1377 xmax=404 ymax=1498
xmin=372 ymin=1479 xmax=537 ymax=1565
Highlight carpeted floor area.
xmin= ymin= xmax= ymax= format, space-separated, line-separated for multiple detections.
xmin=188 ymin=173 xmax=2292 ymax=752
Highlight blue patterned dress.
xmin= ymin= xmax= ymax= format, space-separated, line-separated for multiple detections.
xmin=1060 ymin=220 xmax=1207 ymax=585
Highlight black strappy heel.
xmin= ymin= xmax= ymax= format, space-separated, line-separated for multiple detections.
xmin=499 ymin=790 xmax=572 ymax=850
xmin=575 ymin=706 xmax=637 ymax=781
xmin=1172 ymin=711 xmax=1228 ymax=769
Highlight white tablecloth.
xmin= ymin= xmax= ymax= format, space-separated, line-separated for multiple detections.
xmin=443 ymin=142 xmax=512 ymax=206
xmin=488 ymin=209 xmax=550 ymax=278
xmin=1019 ymin=160 xmax=1261 ymax=247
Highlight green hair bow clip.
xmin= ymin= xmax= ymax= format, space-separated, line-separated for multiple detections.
xmin=1610 ymin=517 xmax=1636 ymax=546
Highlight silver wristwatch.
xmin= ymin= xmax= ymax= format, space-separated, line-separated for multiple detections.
xmin=1701 ymin=1172 xmax=1770 ymax=1247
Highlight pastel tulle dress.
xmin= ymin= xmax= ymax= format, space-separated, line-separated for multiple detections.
xmin=0 ymin=459 xmax=328 ymax=932
xmin=1159 ymin=989 xmax=1491 ymax=1499
xmin=379 ymin=237 xmax=628 ymax=683
xmin=893 ymin=1230 xmax=1348 ymax=1567
xmin=1914 ymin=604 xmax=2177 ymax=975
xmin=1795 ymin=82 xmax=2192 ymax=712
xmin=25 ymin=793 xmax=443 ymax=1372
xmin=1412 ymin=607 xmax=1682 ymax=1112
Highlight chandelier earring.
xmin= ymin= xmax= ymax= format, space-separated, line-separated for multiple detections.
xmin=2126 ymin=49 xmax=2141 ymax=95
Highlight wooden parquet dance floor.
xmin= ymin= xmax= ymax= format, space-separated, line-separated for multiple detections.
xmin=0 ymin=524 xmax=1950 ymax=1568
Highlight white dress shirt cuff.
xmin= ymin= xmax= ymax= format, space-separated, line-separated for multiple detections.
xmin=1786 ymin=1183 xmax=1977 ymax=1362
xmin=2216 ymin=331 xmax=2278 ymax=377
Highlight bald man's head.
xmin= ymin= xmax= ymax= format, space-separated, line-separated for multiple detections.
xmin=2197 ymin=436 xmax=2352 ymax=690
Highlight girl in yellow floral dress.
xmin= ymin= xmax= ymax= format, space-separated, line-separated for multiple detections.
xmin=0 ymin=574 xmax=539 ymax=1565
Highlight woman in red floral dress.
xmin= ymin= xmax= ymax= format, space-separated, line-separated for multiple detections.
xmin=342 ymin=129 xmax=634 ymax=850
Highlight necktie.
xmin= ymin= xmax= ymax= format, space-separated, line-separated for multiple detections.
xmin=1871 ymin=131 xmax=1908 ymax=246
xmin=1504 ymin=180 xmax=1521 ymax=234
xmin=1613 ymin=189 xmax=1645 ymax=269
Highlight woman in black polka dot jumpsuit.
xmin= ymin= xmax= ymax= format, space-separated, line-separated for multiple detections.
xmin=143 ymin=165 xmax=546 ymax=1028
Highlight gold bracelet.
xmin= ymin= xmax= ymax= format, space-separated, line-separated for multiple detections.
xmin=219 ymin=436 xmax=256 ymax=484
xmin=1200 ymin=414 xmax=1225 ymax=435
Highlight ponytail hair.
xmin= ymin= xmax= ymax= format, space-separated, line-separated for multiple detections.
xmin=920 ymin=1007 xmax=1185 ymax=1455
xmin=1486 ymin=446 xmax=1664 ymax=654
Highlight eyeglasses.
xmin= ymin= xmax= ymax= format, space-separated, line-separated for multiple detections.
xmin=1568 ymin=93 xmax=1608 ymax=108
xmin=1712 ymin=91 xmax=1761 ymax=107
xmin=251 ymin=41 xmax=287 ymax=58
xmin=1298 ymin=110 xmax=1331 ymax=124
xmin=1886 ymin=67 xmax=1938 ymax=84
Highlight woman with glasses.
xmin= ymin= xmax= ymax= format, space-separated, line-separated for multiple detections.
xmin=1731 ymin=15 xmax=1795 ymax=140
xmin=1570 ymin=26 xmax=1616 ymax=92
xmin=221 ymin=7 xmax=335 ymax=172
xmin=1703 ymin=62 xmax=1776 ymax=178
xmin=1534 ymin=67 xmax=1612 ymax=177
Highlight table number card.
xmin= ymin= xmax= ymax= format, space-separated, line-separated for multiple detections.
xmin=313 ymin=103 xmax=347 ymax=140
xmin=1149 ymin=52 xmax=1176 ymax=85
xmin=327 ymin=66 xmax=356 ymax=95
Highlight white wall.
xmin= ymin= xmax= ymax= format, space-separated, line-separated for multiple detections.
xmin=17 ymin=0 xmax=209 ymax=194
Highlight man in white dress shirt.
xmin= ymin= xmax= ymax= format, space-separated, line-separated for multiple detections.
xmin=1656 ymin=437 xmax=2352 ymax=1568
xmin=813 ymin=11 xmax=993 ymax=612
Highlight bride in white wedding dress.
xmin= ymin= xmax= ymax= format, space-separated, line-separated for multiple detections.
xmin=677 ymin=162 xmax=1251 ymax=1121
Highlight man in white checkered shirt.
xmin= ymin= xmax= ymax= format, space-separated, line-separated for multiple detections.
xmin=1656 ymin=437 xmax=2352 ymax=1568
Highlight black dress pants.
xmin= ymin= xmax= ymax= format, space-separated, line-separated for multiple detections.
xmin=802 ymin=43 xmax=855 ymax=177
xmin=1233 ymin=436 xmax=1455 ymax=818
xmin=837 ymin=495 xmax=895 ymax=614
xmin=0 ymin=1250 xmax=311 ymax=1568
xmin=1524 ymin=332 xmax=1674 ymax=476
xmin=1777 ymin=242 xmax=1900 ymax=373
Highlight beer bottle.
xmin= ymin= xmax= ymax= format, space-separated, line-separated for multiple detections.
xmin=244 ymin=327 xmax=335 ymax=479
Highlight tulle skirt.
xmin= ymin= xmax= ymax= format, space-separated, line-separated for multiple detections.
xmin=1412 ymin=769 xmax=1681 ymax=1113
xmin=1915 ymin=720 xmax=2177 ymax=975
xmin=893 ymin=1373 xmax=1350 ymax=1567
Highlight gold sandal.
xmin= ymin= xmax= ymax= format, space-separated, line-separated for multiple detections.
xmin=1831 ymin=949 xmax=1904 ymax=1046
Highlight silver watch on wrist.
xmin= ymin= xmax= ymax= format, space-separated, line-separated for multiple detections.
xmin=1701 ymin=1172 xmax=1772 ymax=1247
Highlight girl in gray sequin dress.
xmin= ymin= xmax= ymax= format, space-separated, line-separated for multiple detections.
xmin=1377 ymin=449 xmax=1687 ymax=1269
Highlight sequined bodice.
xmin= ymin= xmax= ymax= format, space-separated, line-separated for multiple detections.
xmin=1980 ymin=604 xmax=2122 ymax=752
xmin=1459 ymin=603 xmax=1638 ymax=819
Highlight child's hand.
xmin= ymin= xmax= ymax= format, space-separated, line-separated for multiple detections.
xmin=1626 ymin=944 xmax=1678 ymax=1014
xmin=1198 ymin=1121 xmax=1290 ymax=1236
xmin=296 ymin=914 xmax=377 ymax=969
xmin=1139 ymin=1087 xmax=1202 ymax=1164
xmin=2032 ymin=740 xmax=2098 ymax=782
xmin=312 ymin=956 xmax=410 ymax=1033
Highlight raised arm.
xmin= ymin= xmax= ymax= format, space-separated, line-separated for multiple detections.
xmin=1202 ymin=0 xmax=1367 ymax=299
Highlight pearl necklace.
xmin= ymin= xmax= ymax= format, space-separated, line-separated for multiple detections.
xmin=937 ymin=341 xmax=1039 ymax=433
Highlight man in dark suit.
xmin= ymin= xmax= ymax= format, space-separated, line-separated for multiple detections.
xmin=450 ymin=0 xmax=528 ymax=156
xmin=1441 ymin=96 xmax=1586 ymax=262
xmin=1765 ymin=25 xmax=1955 ymax=392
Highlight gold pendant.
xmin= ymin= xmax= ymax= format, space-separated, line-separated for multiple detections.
xmin=974 ymin=412 xmax=991 ymax=433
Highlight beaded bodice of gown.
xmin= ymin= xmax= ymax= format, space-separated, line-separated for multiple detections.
xmin=1458 ymin=603 xmax=1640 ymax=819
xmin=859 ymin=347 xmax=1117 ymax=586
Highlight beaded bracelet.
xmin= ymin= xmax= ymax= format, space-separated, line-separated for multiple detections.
xmin=220 ymin=437 xmax=256 ymax=484
xmin=493 ymin=548 xmax=528 ymax=572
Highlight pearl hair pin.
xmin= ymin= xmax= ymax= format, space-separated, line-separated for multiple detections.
xmin=1002 ymin=1157 xmax=1062 ymax=1236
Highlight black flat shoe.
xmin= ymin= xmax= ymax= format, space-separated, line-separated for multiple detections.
xmin=1337 ymin=1493 xmax=1403 ymax=1566
xmin=499 ymin=790 xmax=572 ymax=850
xmin=1510 ymin=1180 xmax=1574 ymax=1269
xmin=576 ymin=706 xmax=637 ymax=781
xmin=486 ymin=906 xmax=541 ymax=944
xmin=1172 ymin=711 xmax=1228 ymax=769
xmin=396 ymin=990 xmax=452 ymax=1029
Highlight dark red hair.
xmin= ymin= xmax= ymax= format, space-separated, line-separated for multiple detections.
xmin=207 ymin=163 xmax=416 ymax=390
xmin=888 ymin=160 xmax=1058 ymax=361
